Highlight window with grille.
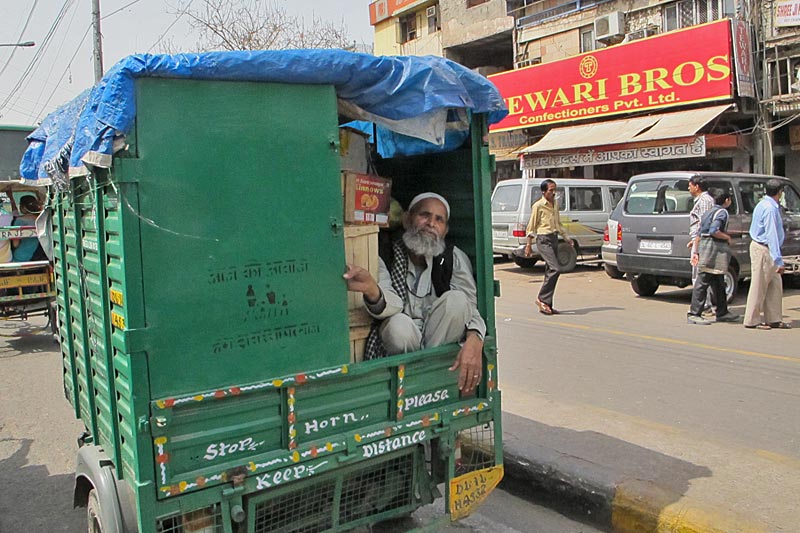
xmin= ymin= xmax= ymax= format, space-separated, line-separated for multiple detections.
xmin=427 ymin=5 xmax=440 ymax=33
xmin=399 ymin=13 xmax=417 ymax=43
xmin=663 ymin=0 xmax=735 ymax=31
xmin=580 ymin=26 xmax=595 ymax=52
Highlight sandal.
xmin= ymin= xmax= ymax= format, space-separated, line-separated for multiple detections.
xmin=768 ymin=322 xmax=792 ymax=329
xmin=744 ymin=323 xmax=771 ymax=330
xmin=536 ymin=299 xmax=553 ymax=315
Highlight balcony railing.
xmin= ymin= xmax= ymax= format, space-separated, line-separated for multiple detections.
xmin=510 ymin=0 xmax=612 ymax=29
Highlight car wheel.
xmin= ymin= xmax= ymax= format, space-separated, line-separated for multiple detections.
xmin=630 ymin=274 xmax=659 ymax=296
xmin=513 ymin=255 xmax=537 ymax=269
xmin=723 ymin=266 xmax=738 ymax=303
xmin=556 ymin=242 xmax=578 ymax=272
xmin=603 ymin=263 xmax=625 ymax=279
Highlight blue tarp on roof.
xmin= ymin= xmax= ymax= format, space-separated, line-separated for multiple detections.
xmin=20 ymin=49 xmax=508 ymax=185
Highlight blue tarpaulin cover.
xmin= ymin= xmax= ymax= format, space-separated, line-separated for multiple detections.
xmin=20 ymin=49 xmax=508 ymax=185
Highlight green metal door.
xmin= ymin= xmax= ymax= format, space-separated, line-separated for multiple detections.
xmin=130 ymin=79 xmax=349 ymax=398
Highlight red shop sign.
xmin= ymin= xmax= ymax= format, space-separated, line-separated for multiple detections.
xmin=489 ymin=20 xmax=734 ymax=132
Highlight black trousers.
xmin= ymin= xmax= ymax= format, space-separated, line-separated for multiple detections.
xmin=689 ymin=271 xmax=728 ymax=317
xmin=536 ymin=233 xmax=560 ymax=307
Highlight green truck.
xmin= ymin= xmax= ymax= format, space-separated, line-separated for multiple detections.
xmin=22 ymin=51 xmax=507 ymax=532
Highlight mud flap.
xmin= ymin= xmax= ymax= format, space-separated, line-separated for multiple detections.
xmin=448 ymin=465 xmax=504 ymax=521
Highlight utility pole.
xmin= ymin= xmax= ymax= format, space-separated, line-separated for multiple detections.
xmin=92 ymin=0 xmax=104 ymax=82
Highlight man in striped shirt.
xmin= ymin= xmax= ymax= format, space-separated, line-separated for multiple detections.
xmin=687 ymin=176 xmax=715 ymax=314
xmin=688 ymin=176 xmax=715 ymax=268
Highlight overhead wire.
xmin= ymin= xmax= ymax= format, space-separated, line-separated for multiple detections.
xmin=0 ymin=0 xmax=40 ymax=79
xmin=27 ymin=0 xmax=83 ymax=122
xmin=8 ymin=0 xmax=210 ymax=123
xmin=0 ymin=0 xmax=76 ymax=117
xmin=31 ymin=0 xmax=148 ymax=123
xmin=103 ymin=0 xmax=144 ymax=20
xmin=147 ymin=1 xmax=194 ymax=53
xmin=33 ymin=23 xmax=92 ymax=123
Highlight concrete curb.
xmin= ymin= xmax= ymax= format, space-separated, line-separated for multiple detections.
xmin=500 ymin=413 xmax=768 ymax=533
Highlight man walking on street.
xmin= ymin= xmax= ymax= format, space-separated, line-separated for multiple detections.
xmin=524 ymin=179 xmax=574 ymax=315
xmin=743 ymin=179 xmax=791 ymax=330
xmin=686 ymin=189 xmax=740 ymax=325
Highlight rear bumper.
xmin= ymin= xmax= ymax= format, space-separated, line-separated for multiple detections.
xmin=616 ymin=252 xmax=691 ymax=279
xmin=494 ymin=240 xmax=526 ymax=256
xmin=601 ymin=245 xmax=618 ymax=266
xmin=513 ymin=244 xmax=542 ymax=259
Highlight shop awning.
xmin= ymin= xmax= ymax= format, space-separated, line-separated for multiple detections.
xmin=519 ymin=104 xmax=731 ymax=153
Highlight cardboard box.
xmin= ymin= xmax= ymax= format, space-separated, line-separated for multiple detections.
xmin=342 ymin=172 xmax=391 ymax=227
xmin=339 ymin=127 xmax=370 ymax=173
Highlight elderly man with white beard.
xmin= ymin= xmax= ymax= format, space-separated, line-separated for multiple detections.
xmin=343 ymin=192 xmax=485 ymax=393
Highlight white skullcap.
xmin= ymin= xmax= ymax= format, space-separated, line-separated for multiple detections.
xmin=408 ymin=192 xmax=450 ymax=219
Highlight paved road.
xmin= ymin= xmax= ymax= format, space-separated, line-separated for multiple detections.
xmin=4 ymin=262 xmax=796 ymax=531
xmin=0 ymin=316 xmax=597 ymax=533
xmin=494 ymin=260 xmax=800 ymax=528
xmin=0 ymin=319 xmax=84 ymax=532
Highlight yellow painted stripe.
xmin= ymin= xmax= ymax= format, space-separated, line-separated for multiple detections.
xmin=754 ymin=449 xmax=800 ymax=469
xmin=613 ymin=480 xmax=768 ymax=532
xmin=497 ymin=312 xmax=800 ymax=364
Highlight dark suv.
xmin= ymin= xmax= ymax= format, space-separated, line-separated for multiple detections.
xmin=615 ymin=172 xmax=800 ymax=300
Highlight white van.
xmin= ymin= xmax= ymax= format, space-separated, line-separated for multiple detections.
xmin=491 ymin=178 xmax=626 ymax=271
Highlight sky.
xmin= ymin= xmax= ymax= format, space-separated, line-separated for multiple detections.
xmin=0 ymin=0 xmax=374 ymax=127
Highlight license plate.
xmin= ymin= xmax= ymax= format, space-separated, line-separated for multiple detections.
xmin=0 ymin=227 xmax=36 ymax=239
xmin=639 ymin=239 xmax=672 ymax=253
xmin=493 ymin=230 xmax=508 ymax=239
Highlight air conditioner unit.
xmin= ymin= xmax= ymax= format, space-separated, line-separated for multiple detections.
xmin=426 ymin=5 xmax=438 ymax=18
xmin=594 ymin=12 xmax=625 ymax=44
xmin=625 ymin=24 xmax=659 ymax=43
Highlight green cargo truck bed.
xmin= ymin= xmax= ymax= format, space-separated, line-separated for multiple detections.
xmin=54 ymin=78 xmax=501 ymax=533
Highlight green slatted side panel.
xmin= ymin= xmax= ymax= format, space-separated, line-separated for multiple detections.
xmin=78 ymin=187 xmax=114 ymax=455
xmin=63 ymin=191 xmax=95 ymax=431
xmin=104 ymin=181 xmax=137 ymax=482
xmin=53 ymin=192 xmax=78 ymax=416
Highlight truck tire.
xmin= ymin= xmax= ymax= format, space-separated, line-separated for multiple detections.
xmin=513 ymin=255 xmax=537 ymax=269
xmin=603 ymin=263 xmax=625 ymax=279
xmin=630 ymin=274 xmax=659 ymax=296
xmin=557 ymin=242 xmax=578 ymax=273
xmin=88 ymin=489 xmax=104 ymax=533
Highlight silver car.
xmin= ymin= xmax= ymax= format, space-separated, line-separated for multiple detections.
xmin=615 ymin=172 xmax=800 ymax=301
xmin=491 ymin=177 xmax=626 ymax=272
xmin=601 ymin=200 xmax=625 ymax=279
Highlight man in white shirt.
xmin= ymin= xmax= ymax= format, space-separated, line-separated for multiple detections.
xmin=344 ymin=193 xmax=484 ymax=393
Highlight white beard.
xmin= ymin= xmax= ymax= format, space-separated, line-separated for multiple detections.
xmin=402 ymin=226 xmax=446 ymax=257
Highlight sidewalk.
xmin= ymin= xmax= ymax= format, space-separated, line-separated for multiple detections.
xmin=500 ymin=410 xmax=799 ymax=532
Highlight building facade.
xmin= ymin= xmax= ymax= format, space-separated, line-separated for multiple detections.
xmin=368 ymin=1 xmax=798 ymax=185
xmin=498 ymin=0 xmax=761 ymax=183
xmin=758 ymin=0 xmax=800 ymax=183
xmin=369 ymin=0 xmax=514 ymax=72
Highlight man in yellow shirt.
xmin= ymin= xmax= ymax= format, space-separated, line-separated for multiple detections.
xmin=524 ymin=179 xmax=574 ymax=315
